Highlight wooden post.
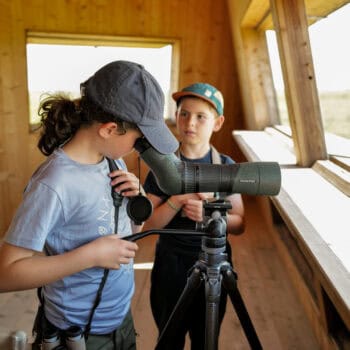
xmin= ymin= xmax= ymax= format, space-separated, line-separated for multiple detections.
xmin=270 ymin=0 xmax=327 ymax=166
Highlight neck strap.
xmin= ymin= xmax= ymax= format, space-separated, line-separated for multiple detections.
xmin=85 ymin=158 xmax=123 ymax=338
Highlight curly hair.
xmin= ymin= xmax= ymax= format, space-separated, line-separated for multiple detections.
xmin=37 ymin=93 xmax=139 ymax=156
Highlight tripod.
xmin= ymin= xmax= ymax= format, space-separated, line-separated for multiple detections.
xmin=124 ymin=200 xmax=262 ymax=350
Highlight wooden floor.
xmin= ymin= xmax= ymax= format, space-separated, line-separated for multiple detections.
xmin=0 ymin=197 xmax=320 ymax=349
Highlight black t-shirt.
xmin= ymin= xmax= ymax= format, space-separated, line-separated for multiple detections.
xmin=143 ymin=149 xmax=235 ymax=253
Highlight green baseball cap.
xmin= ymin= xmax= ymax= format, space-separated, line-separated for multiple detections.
xmin=172 ymin=82 xmax=224 ymax=115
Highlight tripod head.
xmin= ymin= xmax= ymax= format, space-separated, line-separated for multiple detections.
xmin=197 ymin=199 xmax=231 ymax=236
xmin=190 ymin=199 xmax=232 ymax=275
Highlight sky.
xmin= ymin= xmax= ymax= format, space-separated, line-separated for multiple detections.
xmin=308 ymin=4 xmax=350 ymax=91
xmin=27 ymin=45 xmax=172 ymax=94
xmin=266 ymin=3 xmax=350 ymax=92
xmin=27 ymin=4 xmax=350 ymax=95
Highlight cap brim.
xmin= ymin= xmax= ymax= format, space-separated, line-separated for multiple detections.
xmin=172 ymin=91 xmax=218 ymax=112
xmin=139 ymin=122 xmax=179 ymax=154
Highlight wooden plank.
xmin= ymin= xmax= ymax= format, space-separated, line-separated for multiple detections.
xmin=241 ymin=28 xmax=280 ymax=129
xmin=313 ymin=160 xmax=350 ymax=196
xmin=233 ymin=128 xmax=350 ymax=343
xmin=242 ymin=0 xmax=349 ymax=31
xmin=241 ymin=0 xmax=270 ymax=29
xmin=233 ymin=130 xmax=296 ymax=164
xmin=27 ymin=31 xmax=180 ymax=48
xmin=265 ymin=126 xmax=294 ymax=152
xmin=271 ymin=168 xmax=350 ymax=329
xmin=331 ymin=156 xmax=350 ymax=172
xmin=270 ymin=0 xmax=327 ymax=166
xmin=305 ymin=0 xmax=349 ymax=20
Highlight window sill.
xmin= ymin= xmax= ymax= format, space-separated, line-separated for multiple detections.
xmin=233 ymin=126 xmax=350 ymax=329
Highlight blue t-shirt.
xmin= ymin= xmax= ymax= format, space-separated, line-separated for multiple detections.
xmin=143 ymin=148 xmax=234 ymax=251
xmin=5 ymin=149 xmax=134 ymax=334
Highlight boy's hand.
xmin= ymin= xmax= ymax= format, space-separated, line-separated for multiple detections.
xmin=182 ymin=199 xmax=204 ymax=222
xmin=181 ymin=193 xmax=215 ymax=222
xmin=197 ymin=192 xmax=215 ymax=201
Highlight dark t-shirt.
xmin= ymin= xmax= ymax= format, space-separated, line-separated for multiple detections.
xmin=143 ymin=149 xmax=234 ymax=253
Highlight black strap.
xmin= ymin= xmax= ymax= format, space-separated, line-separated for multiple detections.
xmin=107 ymin=158 xmax=124 ymax=222
xmin=32 ymin=287 xmax=45 ymax=346
xmin=84 ymin=269 xmax=110 ymax=337
xmin=85 ymin=158 xmax=123 ymax=338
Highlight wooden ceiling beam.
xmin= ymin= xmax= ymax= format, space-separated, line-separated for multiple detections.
xmin=241 ymin=0 xmax=349 ymax=31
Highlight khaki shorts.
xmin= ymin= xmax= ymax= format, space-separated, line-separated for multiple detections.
xmin=86 ymin=310 xmax=136 ymax=350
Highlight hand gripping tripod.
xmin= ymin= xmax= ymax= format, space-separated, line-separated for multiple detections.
xmin=124 ymin=199 xmax=262 ymax=350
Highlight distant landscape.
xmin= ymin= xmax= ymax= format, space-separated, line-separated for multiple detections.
xmin=277 ymin=91 xmax=350 ymax=139
xmin=29 ymin=90 xmax=350 ymax=140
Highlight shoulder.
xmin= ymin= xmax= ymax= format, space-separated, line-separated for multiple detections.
xmin=29 ymin=150 xmax=67 ymax=187
xmin=210 ymin=145 xmax=235 ymax=165
xmin=29 ymin=149 xmax=108 ymax=194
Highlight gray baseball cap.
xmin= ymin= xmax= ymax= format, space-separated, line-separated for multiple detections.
xmin=80 ymin=60 xmax=178 ymax=154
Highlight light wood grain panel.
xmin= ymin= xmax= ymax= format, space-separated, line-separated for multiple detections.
xmin=0 ymin=0 xmax=242 ymax=236
xmin=241 ymin=28 xmax=280 ymax=129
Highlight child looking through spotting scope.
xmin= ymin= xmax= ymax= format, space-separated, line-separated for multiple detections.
xmin=0 ymin=60 xmax=178 ymax=350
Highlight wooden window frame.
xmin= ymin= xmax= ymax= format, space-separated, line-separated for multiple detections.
xmin=228 ymin=0 xmax=350 ymax=346
xmin=26 ymin=31 xmax=181 ymax=129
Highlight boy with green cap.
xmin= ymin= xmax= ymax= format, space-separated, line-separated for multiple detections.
xmin=143 ymin=82 xmax=245 ymax=349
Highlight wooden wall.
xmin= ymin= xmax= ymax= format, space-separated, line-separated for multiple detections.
xmin=0 ymin=0 xmax=244 ymax=236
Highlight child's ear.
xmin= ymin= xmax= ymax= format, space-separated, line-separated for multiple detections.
xmin=99 ymin=122 xmax=118 ymax=138
xmin=213 ymin=115 xmax=225 ymax=132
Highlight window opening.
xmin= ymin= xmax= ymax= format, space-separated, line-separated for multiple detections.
xmin=308 ymin=4 xmax=350 ymax=140
xmin=26 ymin=35 xmax=177 ymax=129
xmin=266 ymin=4 xmax=350 ymax=143
xmin=265 ymin=30 xmax=289 ymax=128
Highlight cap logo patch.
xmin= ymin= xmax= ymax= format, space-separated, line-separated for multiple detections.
xmin=214 ymin=91 xmax=224 ymax=107
xmin=204 ymin=89 xmax=212 ymax=98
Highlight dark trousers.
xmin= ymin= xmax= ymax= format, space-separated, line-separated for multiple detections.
xmin=150 ymin=244 xmax=231 ymax=350
xmin=86 ymin=310 xmax=136 ymax=350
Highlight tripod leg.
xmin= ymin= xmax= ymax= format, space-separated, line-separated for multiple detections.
xmin=155 ymin=266 xmax=203 ymax=350
xmin=222 ymin=268 xmax=263 ymax=350
xmin=204 ymin=268 xmax=222 ymax=350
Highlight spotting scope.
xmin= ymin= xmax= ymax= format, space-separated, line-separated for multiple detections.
xmin=134 ymin=138 xmax=281 ymax=196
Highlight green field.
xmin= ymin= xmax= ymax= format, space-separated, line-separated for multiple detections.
xmin=277 ymin=91 xmax=350 ymax=139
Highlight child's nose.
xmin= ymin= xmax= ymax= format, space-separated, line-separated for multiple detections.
xmin=186 ymin=114 xmax=196 ymax=126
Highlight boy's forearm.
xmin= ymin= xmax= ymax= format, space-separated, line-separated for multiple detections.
xmin=143 ymin=195 xmax=182 ymax=230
